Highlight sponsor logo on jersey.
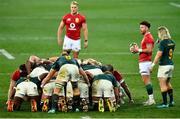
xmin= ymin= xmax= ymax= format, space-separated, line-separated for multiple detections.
xmin=69 ymin=23 xmax=76 ymax=30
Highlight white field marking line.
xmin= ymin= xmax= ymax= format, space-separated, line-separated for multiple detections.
xmin=0 ymin=16 xmax=179 ymax=20
xmin=170 ymin=2 xmax=180 ymax=8
xmin=0 ymin=49 xmax=15 ymax=60
xmin=0 ymin=36 xmax=55 ymax=41
xmin=12 ymin=51 xmax=180 ymax=56
xmin=0 ymin=72 xmax=139 ymax=76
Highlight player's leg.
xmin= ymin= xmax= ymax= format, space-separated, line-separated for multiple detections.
xmin=13 ymin=96 xmax=23 ymax=111
xmin=13 ymin=82 xmax=27 ymax=111
xmin=166 ymin=66 xmax=174 ymax=107
xmin=48 ymin=66 xmax=70 ymax=113
xmin=92 ymin=80 xmax=105 ymax=112
xmin=78 ymin=81 xmax=89 ymax=112
xmin=120 ymin=80 xmax=134 ymax=103
xmin=103 ymin=80 xmax=116 ymax=112
xmin=139 ymin=62 xmax=155 ymax=105
xmin=72 ymin=51 xmax=79 ymax=59
xmin=141 ymin=75 xmax=155 ymax=105
xmin=71 ymin=38 xmax=81 ymax=59
xmin=41 ymin=81 xmax=55 ymax=112
xmin=48 ymin=84 xmax=64 ymax=113
xmin=71 ymin=81 xmax=81 ymax=112
xmin=66 ymin=81 xmax=73 ymax=112
xmin=157 ymin=77 xmax=169 ymax=108
xmin=167 ymin=79 xmax=174 ymax=106
xmin=157 ymin=65 xmax=174 ymax=108
xmin=27 ymin=82 xmax=39 ymax=112
xmin=62 ymin=35 xmax=72 ymax=55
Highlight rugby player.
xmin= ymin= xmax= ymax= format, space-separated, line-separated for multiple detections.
xmin=57 ymin=1 xmax=88 ymax=58
xmin=41 ymin=52 xmax=90 ymax=113
xmin=130 ymin=21 xmax=155 ymax=106
xmin=150 ymin=26 xmax=175 ymax=108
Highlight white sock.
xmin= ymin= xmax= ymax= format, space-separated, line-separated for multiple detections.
xmin=149 ymin=94 xmax=154 ymax=100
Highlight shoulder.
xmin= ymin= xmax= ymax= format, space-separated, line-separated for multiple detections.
xmin=62 ymin=13 xmax=71 ymax=19
xmin=144 ymin=33 xmax=154 ymax=43
xmin=11 ymin=69 xmax=20 ymax=81
xmin=78 ymin=13 xmax=86 ymax=19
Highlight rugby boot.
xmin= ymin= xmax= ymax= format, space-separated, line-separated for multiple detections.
xmin=98 ymin=98 xmax=104 ymax=112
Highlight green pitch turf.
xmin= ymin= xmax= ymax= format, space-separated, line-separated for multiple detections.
xmin=0 ymin=0 xmax=180 ymax=118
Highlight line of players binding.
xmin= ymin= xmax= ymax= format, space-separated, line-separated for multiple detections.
xmin=7 ymin=54 xmax=134 ymax=113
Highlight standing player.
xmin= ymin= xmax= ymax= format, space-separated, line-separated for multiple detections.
xmin=130 ymin=21 xmax=155 ymax=106
xmin=150 ymin=26 xmax=175 ymax=108
xmin=57 ymin=1 xmax=88 ymax=58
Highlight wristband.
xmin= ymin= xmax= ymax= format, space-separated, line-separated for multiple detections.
xmin=151 ymin=63 xmax=155 ymax=67
xmin=138 ymin=49 xmax=142 ymax=53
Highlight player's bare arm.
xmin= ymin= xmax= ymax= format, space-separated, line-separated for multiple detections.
xmin=150 ymin=51 xmax=163 ymax=72
xmin=41 ymin=69 xmax=56 ymax=87
xmin=57 ymin=20 xmax=65 ymax=46
xmin=82 ymin=22 xmax=88 ymax=48
xmin=79 ymin=68 xmax=90 ymax=86
xmin=7 ymin=80 xmax=16 ymax=103
xmin=141 ymin=43 xmax=153 ymax=53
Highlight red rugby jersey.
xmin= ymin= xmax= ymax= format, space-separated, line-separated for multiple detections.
xmin=11 ymin=69 xmax=20 ymax=81
xmin=139 ymin=32 xmax=154 ymax=62
xmin=113 ymin=70 xmax=123 ymax=82
xmin=62 ymin=13 xmax=86 ymax=40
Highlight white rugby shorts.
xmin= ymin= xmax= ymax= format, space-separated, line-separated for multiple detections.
xmin=43 ymin=81 xmax=65 ymax=96
xmin=55 ymin=64 xmax=80 ymax=85
xmin=63 ymin=35 xmax=81 ymax=52
xmin=139 ymin=61 xmax=152 ymax=75
xmin=92 ymin=80 xmax=115 ymax=98
xmin=158 ymin=65 xmax=174 ymax=78
xmin=15 ymin=82 xmax=38 ymax=98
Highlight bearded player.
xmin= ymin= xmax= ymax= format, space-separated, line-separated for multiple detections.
xmin=57 ymin=1 xmax=88 ymax=58
xmin=130 ymin=21 xmax=155 ymax=106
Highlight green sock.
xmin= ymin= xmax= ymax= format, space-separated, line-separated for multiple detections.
xmin=146 ymin=84 xmax=153 ymax=95
xmin=51 ymin=94 xmax=59 ymax=110
xmin=167 ymin=89 xmax=173 ymax=103
xmin=162 ymin=91 xmax=167 ymax=105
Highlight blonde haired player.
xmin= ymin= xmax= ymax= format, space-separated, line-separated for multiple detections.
xmin=150 ymin=26 xmax=175 ymax=108
xmin=57 ymin=1 xmax=88 ymax=58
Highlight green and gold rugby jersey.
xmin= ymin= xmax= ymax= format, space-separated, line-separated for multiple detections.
xmin=51 ymin=55 xmax=80 ymax=71
xmin=93 ymin=74 xmax=118 ymax=87
xmin=158 ymin=39 xmax=175 ymax=65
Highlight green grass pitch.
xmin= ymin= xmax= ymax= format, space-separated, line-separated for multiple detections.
xmin=0 ymin=0 xmax=180 ymax=118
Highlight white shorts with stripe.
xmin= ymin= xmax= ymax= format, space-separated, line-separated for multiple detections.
xmin=158 ymin=65 xmax=174 ymax=78
xmin=139 ymin=61 xmax=152 ymax=75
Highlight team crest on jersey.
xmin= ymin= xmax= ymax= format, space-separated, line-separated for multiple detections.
xmin=75 ymin=18 xmax=79 ymax=23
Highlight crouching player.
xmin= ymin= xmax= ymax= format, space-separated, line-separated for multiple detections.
xmin=6 ymin=64 xmax=28 ymax=112
xmin=86 ymin=70 xmax=119 ymax=112
xmin=41 ymin=52 xmax=90 ymax=113
xmin=13 ymin=66 xmax=49 ymax=112
xmin=105 ymin=64 xmax=134 ymax=104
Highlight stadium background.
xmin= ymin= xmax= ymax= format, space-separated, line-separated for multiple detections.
xmin=0 ymin=0 xmax=180 ymax=118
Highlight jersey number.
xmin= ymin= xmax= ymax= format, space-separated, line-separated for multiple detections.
xmin=169 ymin=49 xmax=173 ymax=60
